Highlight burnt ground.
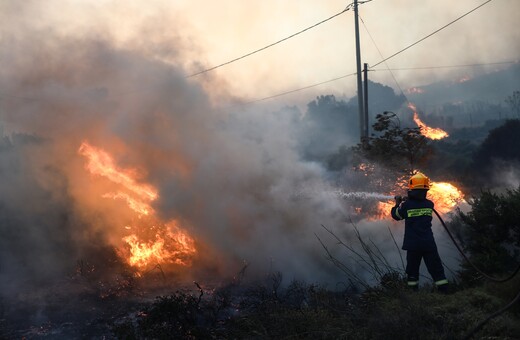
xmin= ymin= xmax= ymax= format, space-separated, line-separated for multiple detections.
xmin=0 ymin=268 xmax=183 ymax=339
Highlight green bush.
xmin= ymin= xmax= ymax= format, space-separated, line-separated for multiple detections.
xmin=450 ymin=187 xmax=520 ymax=284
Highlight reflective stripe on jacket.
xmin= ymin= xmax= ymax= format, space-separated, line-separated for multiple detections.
xmin=391 ymin=192 xmax=437 ymax=251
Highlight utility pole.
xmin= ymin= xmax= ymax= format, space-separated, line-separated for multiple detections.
xmin=363 ymin=63 xmax=369 ymax=138
xmin=354 ymin=0 xmax=365 ymax=142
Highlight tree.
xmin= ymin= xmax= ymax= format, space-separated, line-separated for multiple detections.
xmin=347 ymin=112 xmax=434 ymax=195
xmin=354 ymin=112 xmax=433 ymax=176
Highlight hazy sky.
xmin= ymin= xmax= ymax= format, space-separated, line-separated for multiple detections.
xmin=2 ymin=0 xmax=519 ymax=107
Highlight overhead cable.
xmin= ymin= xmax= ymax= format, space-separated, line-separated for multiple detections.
xmin=244 ymin=72 xmax=357 ymax=104
xmin=371 ymin=61 xmax=518 ymax=71
xmin=370 ymin=0 xmax=494 ymax=68
xmin=360 ymin=15 xmax=406 ymax=96
xmin=240 ymin=0 xmax=498 ymax=105
xmin=1 ymin=5 xmax=356 ymax=103
xmin=186 ymin=4 xmax=354 ymax=78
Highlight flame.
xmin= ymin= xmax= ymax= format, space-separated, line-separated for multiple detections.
xmin=408 ymin=103 xmax=449 ymax=140
xmin=428 ymin=182 xmax=464 ymax=214
xmin=102 ymin=192 xmax=153 ymax=216
xmin=79 ymin=141 xmax=196 ymax=270
xmin=355 ymin=162 xmax=375 ymax=176
xmin=366 ymin=201 xmax=394 ymax=221
xmin=79 ymin=142 xmax=158 ymax=203
xmin=370 ymin=180 xmax=464 ymax=220
xmin=124 ymin=223 xmax=196 ymax=268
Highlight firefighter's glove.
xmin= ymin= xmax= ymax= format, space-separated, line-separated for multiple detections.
xmin=394 ymin=195 xmax=403 ymax=206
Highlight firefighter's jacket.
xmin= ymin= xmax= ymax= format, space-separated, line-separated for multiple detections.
xmin=391 ymin=190 xmax=437 ymax=251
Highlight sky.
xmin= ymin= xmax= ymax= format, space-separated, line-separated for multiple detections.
xmin=2 ymin=0 xmax=519 ymax=109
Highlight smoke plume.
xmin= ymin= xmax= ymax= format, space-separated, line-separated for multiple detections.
xmin=0 ymin=4 xmax=378 ymax=299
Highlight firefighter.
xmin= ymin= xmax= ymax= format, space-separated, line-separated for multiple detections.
xmin=391 ymin=172 xmax=449 ymax=293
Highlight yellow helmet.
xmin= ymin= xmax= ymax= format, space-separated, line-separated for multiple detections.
xmin=409 ymin=172 xmax=430 ymax=190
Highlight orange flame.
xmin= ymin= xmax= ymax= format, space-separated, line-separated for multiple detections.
xmin=79 ymin=141 xmax=196 ymax=270
xmin=124 ymin=222 xmax=196 ymax=268
xmin=428 ymin=182 xmax=464 ymax=214
xmin=372 ymin=180 xmax=464 ymax=220
xmin=102 ymin=192 xmax=153 ymax=216
xmin=408 ymin=103 xmax=449 ymax=140
xmin=367 ymin=201 xmax=394 ymax=221
xmin=79 ymin=142 xmax=158 ymax=202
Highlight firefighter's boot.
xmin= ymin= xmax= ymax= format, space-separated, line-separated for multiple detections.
xmin=436 ymin=280 xmax=450 ymax=294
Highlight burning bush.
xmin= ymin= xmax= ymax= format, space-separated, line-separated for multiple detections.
xmin=78 ymin=141 xmax=197 ymax=272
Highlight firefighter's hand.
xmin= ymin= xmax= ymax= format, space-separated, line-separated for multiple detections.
xmin=394 ymin=195 xmax=403 ymax=206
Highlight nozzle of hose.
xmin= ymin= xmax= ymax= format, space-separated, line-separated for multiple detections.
xmin=394 ymin=195 xmax=408 ymax=205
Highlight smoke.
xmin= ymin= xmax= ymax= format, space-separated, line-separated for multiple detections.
xmin=1 ymin=3 xmax=474 ymax=311
xmin=0 ymin=2 xmax=370 ymax=299
xmin=0 ymin=135 xmax=76 ymax=293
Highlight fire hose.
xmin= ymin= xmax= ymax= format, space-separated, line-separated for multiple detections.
xmin=432 ymin=208 xmax=520 ymax=339
xmin=432 ymin=208 xmax=520 ymax=283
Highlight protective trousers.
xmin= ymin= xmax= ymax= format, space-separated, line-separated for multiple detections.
xmin=406 ymin=249 xmax=448 ymax=290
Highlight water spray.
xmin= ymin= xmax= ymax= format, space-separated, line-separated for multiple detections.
xmin=333 ymin=190 xmax=394 ymax=201
xmin=292 ymin=188 xmax=394 ymax=202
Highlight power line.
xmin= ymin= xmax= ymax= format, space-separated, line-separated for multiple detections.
xmin=1 ymin=5 xmax=356 ymax=103
xmin=371 ymin=60 xmax=518 ymax=71
xmin=239 ymin=57 xmax=518 ymax=104
xmin=370 ymin=0 xmax=494 ymax=68
xmin=243 ymin=0 xmax=499 ymax=105
xmin=360 ymin=15 xmax=406 ymax=96
xmin=186 ymin=5 xmax=353 ymax=78
xmin=243 ymin=72 xmax=357 ymax=104
xmin=3 ymin=58 xmax=516 ymax=105
xmin=0 ymin=0 xmax=506 ymax=106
